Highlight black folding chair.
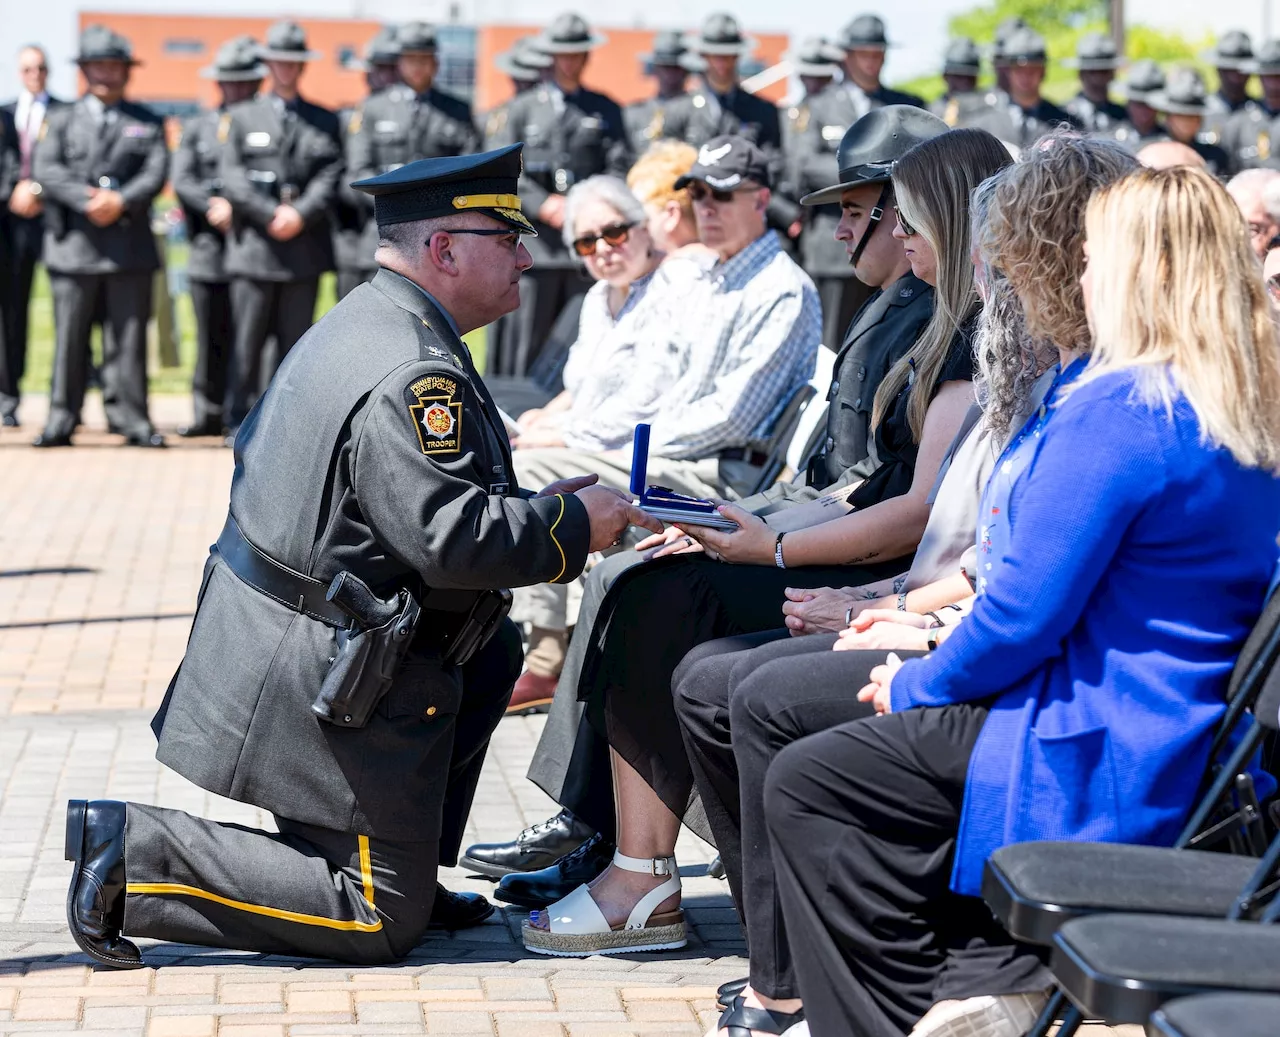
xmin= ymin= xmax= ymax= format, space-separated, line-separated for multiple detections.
xmin=743 ymin=384 xmax=818 ymax=497
xmin=1147 ymin=993 xmax=1280 ymax=1037
xmin=980 ymin=586 xmax=1280 ymax=1037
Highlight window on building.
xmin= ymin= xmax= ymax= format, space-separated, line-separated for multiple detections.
xmin=162 ymin=39 xmax=206 ymax=56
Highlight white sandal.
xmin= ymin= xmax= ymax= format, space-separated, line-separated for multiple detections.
xmin=521 ymin=851 xmax=686 ymax=957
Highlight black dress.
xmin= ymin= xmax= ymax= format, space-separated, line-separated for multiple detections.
xmin=578 ymin=318 xmax=978 ymax=836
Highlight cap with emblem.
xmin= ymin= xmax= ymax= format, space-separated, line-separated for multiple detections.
xmin=837 ymin=14 xmax=892 ymax=52
xmin=1148 ymin=67 xmax=1211 ymax=115
xmin=533 ymin=13 xmax=607 ymax=55
xmin=641 ymin=29 xmax=699 ymax=71
xmin=74 ymin=25 xmax=140 ymax=66
xmin=363 ymin=26 xmax=402 ymax=67
xmin=686 ymin=13 xmax=756 ymax=57
xmin=991 ymin=17 xmax=1028 ymax=67
xmin=397 ymin=22 xmax=437 ymax=55
xmin=1003 ymin=27 xmax=1048 ymax=67
xmin=200 ymin=35 xmax=266 ymax=81
xmin=801 ymin=105 xmax=948 ymax=206
xmin=258 ymin=20 xmax=321 ymax=62
xmin=496 ymin=37 xmax=553 ymax=81
xmin=674 ymin=135 xmax=771 ymax=191
xmin=789 ymin=37 xmax=845 ymax=78
xmin=942 ymin=37 xmax=982 ymax=76
xmin=1065 ymin=31 xmax=1123 ymax=71
xmin=1119 ymin=59 xmax=1165 ymax=102
xmin=1206 ymin=30 xmax=1255 ymax=71
xmin=1255 ymin=39 xmax=1280 ymax=76
xmin=352 ymin=142 xmax=537 ymax=234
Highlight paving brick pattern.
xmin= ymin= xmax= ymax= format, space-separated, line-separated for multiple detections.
xmin=0 ymin=396 xmax=1137 ymax=1036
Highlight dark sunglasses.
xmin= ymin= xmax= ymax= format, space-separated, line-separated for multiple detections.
xmin=572 ymin=222 xmax=635 ymax=257
xmin=893 ymin=206 xmax=918 ymax=238
xmin=687 ymin=182 xmax=738 ymax=204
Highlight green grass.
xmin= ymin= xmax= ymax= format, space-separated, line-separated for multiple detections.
xmin=21 ymin=252 xmax=486 ymax=395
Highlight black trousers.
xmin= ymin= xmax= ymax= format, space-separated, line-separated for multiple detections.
xmin=227 ymin=277 xmax=318 ymax=427
xmin=45 ymin=270 xmax=153 ymax=439
xmin=188 ymin=279 xmax=233 ymax=428
xmin=765 ymin=702 xmax=1051 ymax=1037
xmin=488 ymin=266 xmax=589 ymax=377
xmin=122 ymin=624 xmax=518 ymax=964
xmin=0 ymin=213 xmax=43 ymax=417
xmin=336 ymin=267 xmax=374 ymax=301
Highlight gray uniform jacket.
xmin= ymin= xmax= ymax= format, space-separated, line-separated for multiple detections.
xmin=1220 ymin=103 xmax=1280 ymax=172
xmin=219 ymin=94 xmax=342 ymax=281
xmin=487 ymin=83 xmax=631 ymax=268
xmin=345 ymin=85 xmax=481 ymax=270
xmin=966 ymin=96 xmax=1081 ymax=149
xmin=623 ymin=93 xmax=688 ymax=156
xmin=32 ymin=97 xmax=166 ymax=274
xmin=172 ymin=108 xmax=231 ymax=283
xmin=151 ymin=269 xmax=591 ymax=839
xmin=1064 ymin=92 xmax=1128 ymax=135
xmin=931 ymin=90 xmax=1001 ymax=127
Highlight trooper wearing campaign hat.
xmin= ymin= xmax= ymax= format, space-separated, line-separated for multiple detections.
xmin=931 ymin=37 xmax=992 ymax=126
xmin=1064 ymin=31 xmax=1129 ymax=133
xmin=332 ymin=27 xmax=403 ymax=303
xmin=346 ymin=22 xmax=480 ymax=300
xmin=1204 ymin=29 xmax=1262 ymax=140
xmin=1110 ymin=58 xmax=1168 ymax=153
xmin=1219 ymin=39 xmax=1280 ymax=172
xmin=835 ymin=14 xmax=926 ymax=116
xmin=486 ymin=13 xmax=630 ymax=377
xmin=623 ymin=30 xmax=696 ymax=155
xmin=990 ymin=15 xmax=1027 ymax=95
xmin=1149 ymin=67 xmax=1232 ymax=175
xmin=484 ymin=38 xmax=552 ymax=149
xmin=30 ymin=25 xmax=167 ymax=448
xmin=169 ymin=37 xmax=267 ymax=439
xmin=219 ymin=20 xmax=342 ymax=438
xmin=968 ymin=27 xmax=1081 ymax=148
xmin=63 ymin=143 xmax=658 ymax=971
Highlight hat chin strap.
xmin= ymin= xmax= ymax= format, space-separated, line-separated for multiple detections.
xmin=848 ymin=182 xmax=892 ymax=271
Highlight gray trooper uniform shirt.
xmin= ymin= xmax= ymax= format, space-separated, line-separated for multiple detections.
xmin=172 ymin=108 xmax=229 ymax=283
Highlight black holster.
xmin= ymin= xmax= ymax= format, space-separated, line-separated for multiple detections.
xmin=441 ymin=589 xmax=513 ymax=668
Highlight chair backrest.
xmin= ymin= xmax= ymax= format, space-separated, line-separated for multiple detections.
xmin=786 ymin=347 xmax=837 ymax=475
xmin=746 ymin=384 xmax=817 ymax=496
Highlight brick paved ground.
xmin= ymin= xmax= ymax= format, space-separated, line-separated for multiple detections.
xmin=0 ymin=396 xmax=1136 ymax=1037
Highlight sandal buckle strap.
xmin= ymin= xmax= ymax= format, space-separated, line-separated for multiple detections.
xmin=612 ymin=850 xmax=677 ymax=877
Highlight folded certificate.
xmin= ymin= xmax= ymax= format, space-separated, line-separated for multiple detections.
xmin=630 ymin=424 xmax=738 ymax=531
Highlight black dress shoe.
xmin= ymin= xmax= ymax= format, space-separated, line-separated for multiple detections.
xmin=177 ymin=419 xmax=223 ymax=438
xmin=460 ymin=809 xmax=598 ymax=879
xmin=33 ymin=430 xmax=72 ymax=448
xmin=427 ymin=885 xmax=494 ymax=931
xmin=123 ymin=432 xmax=166 ymax=448
xmin=493 ymin=831 xmax=615 ymax=909
xmin=65 ymin=800 xmax=143 ymax=970
xmin=2 ymin=414 xmax=18 ymax=428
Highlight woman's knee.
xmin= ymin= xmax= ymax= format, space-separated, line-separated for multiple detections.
xmin=762 ymin=737 xmax=815 ymax=841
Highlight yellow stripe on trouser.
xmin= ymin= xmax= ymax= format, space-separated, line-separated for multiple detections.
xmin=547 ymin=494 xmax=567 ymax=583
xmin=125 ymin=835 xmax=382 ymax=932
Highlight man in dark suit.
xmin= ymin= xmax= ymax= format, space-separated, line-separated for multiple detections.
xmin=30 ymin=27 xmax=167 ymax=448
xmin=623 ymin=30 xmax=692 ymax=156
xmin=62 ymin=145 xmax=658 ymax=970
xmin=1 ymin=45 xmax=64 ymax=426
xmin=219 ymin=20 xmax=342 ymax=434
xmin=834 ymin=15 xmax=926 ymax=112
xmin=170 ymin=37 xmax=265 ymax=439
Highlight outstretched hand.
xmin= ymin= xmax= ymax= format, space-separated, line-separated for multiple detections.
xmin=576 ymin=485 xmax=663 ymax=553
xmin=635 ymin=526 xmax=707 ymax=559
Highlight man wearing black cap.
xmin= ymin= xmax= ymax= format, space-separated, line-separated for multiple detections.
xmin=30 ymin=25 xmax=167 ymax=448
xmin=346 ymin=22 xmax=479 ymax=302
xmin=62 ymin=143 xmax=661 ymax=969
xmin=219 ymin=20 xmax=342 ymax=437
xmin=1221 ymin=40 xmax=1280 ymax=172
xmin=1204 ymin=29 xmax=1261 ymax=143
xmin=623 ymin=30 xmax=693 ymax=156
xmin=332 ymin=27 xmax=402 ymax=303
xmin=931 ymin=38 xmax=989 ymax=126
xmin=487 ymin=13 xmax=630 ymax=377
xmin=970 ymin=27 xmax=1079 ymax=148
xmin=1110 ymin=59 xmax=1167 ymax=152
xmin=484 ymin=38 xmax=552 ymax=149
xmin=170 ymin=37 xmax=265 ymax=440
xmin=835 ymin=15 xmax=925 ymax=115
xmin=1064 ymin=31 xmax=1129 ymax=134
xmin=467 ymin=109 xmax=945 ymax=914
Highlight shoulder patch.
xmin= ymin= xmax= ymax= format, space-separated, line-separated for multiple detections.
xmin=38 ymin=120 xmax=49 ymax=141
xmin=405 ymin=374 xmax=464 ymax=456
xmin=217 ymin=113 xmax=231 ymax=143
xmin=349 ymin=109 xmax=363 ymax=134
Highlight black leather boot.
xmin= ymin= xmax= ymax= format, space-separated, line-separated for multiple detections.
xmin=427 ymin=884 xmax=495 ymax=931
xmin=65 ymin=800 xmax=143 ymax=969
xmin=493 ymin=832 xmax=615 ymax=909
xmin=460 ymin=809 xmax=599 ymax=879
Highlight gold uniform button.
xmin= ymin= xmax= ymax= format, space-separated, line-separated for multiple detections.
xmin=425 ymin=707 xmax=437 ymax=717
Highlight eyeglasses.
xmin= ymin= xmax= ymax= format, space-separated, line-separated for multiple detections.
xmin=21 ymin=65 xmax=47 ymax=73
xmin=687 ymin=182 xmax=738 ymax=204
xmin=571 ymin=222 xmax=635 ymax=257
xmin=433 ymin=227 xmax=526 ymax=254
xmin=893 ymin=206 xmax=918 ymax=238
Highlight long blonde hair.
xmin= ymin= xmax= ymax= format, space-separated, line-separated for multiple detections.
xmin=873 ymin=128 xmax=1013 ymax=440
xmin=1082 ymin=165 xmax=1280 ymax=472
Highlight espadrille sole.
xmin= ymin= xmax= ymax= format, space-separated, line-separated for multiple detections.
xmin=522 ymin=918 xmax=687 ymax=957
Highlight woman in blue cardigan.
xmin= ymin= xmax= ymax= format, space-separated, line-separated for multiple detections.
xmin=762 ymin=165 xmax=1280 ymax=1037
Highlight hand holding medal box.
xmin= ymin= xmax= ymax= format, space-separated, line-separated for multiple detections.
xmin=629 ymin=424 xmax=738 ymax=531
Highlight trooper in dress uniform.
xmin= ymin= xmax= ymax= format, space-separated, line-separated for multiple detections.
xmin=333 ymin=27 xmax=402 ymax=302
xmin=1064 ymin=31 xmax=1129 ymax=134
xmin=1220 ymin=39 xmax=1280 ymax=173
xmin=486 ymin=13 xmax=630 ymax=377
xmin=1203 ymin=30 xmax=1261 ymax=144
xmin=62 ymin=143 xmax=660 ymax=970
xmin=1109 ymin=59 xmax=1168 ymax=153
xmin=219 ymin=20 xmax=342 ymax=434
xmin=623 ymin=30 xmax=694 ymax=157
xmin=345 ymin=22 xmax=480 ymax=305
xmin=484 ymin=37 xmax=552 ymax=151
xmin=930 ymin=38 xmax=988 ymax=127
xmin=989 ymin=16 xmax=1027 ymax=96
xmin=171 ymin=38 xmax=266 ymax=440
xmin=968 ymin=28 xmax=1080 ymax=149
xmin=782 ymin=37 xmax=872 ymax=347
xmin=31 ymin=26 xmax=167 ymax=448
xmin=1149 ymin=68 xmax=1232 ymax=176
xmin=834 ymin=15 xmax=925 ymax=115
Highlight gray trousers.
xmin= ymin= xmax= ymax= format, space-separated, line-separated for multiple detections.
xmin=227 ymin=277 xmax=318 ymax=427
xmin=46 ymin=270 xmax=153 ymax=439
xmin=189 ymin=279 xmax=233 ymax=428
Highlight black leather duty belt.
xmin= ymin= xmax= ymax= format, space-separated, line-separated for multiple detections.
xmin=213 ymin=516 xmax=484 ymax=626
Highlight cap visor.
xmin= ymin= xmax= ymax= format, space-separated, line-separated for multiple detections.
xmin=534 ymin=33 xmax=608 ymax=53
xmin=199 ymin=66 xmax=268 ymax=81
xmin=491 ymin=208 xmax=537 ymax=234
xmin=800 ymin=183 xmax=849 ymax=206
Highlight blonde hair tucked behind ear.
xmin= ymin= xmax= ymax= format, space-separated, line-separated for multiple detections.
xmin=1083 ymin=165 xmax=1280 ymax=472
xmin=627 ymin=140 xmax=698 ymax=225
